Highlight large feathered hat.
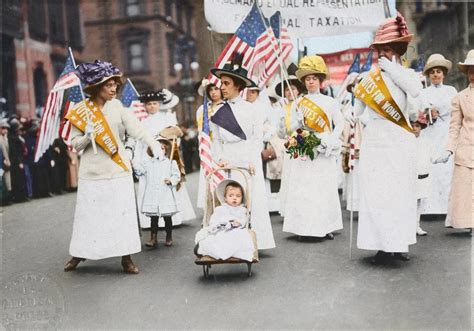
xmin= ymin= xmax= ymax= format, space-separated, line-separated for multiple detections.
xmin=210 ymin=53 xmax=256 ymax=88
xmin=75 ymin=60 xmax=122 ymax=94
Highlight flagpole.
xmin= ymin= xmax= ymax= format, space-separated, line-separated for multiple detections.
xmin=127 ymin=78 xmax=140 ymax=96
xmin=349 ymin=93 xmax=355 ymax=260
xmin=68 ymin=47 xmax=98 ymax=155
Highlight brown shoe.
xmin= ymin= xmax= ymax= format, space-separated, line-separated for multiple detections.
xmin=64 ymin=257 xmax=85 ymax=272
xmin=164 ymin=239 xmax=173 ymax=247
xmin=121 ymin=255 xmax=139 ymax=274
xmin=145 ymin=232 xmax=157 ymax=248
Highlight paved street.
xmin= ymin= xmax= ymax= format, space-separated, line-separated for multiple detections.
xmin=1 ymin=171 xmax=472 ymax=330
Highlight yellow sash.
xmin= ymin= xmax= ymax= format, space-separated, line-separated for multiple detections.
xmin=65 ymin=99 xmax=129 ymax=171
xmin=284 ymin=102 xmax=293 ymax=134
xmin=297 ymin=96 xmax=331 ymax=133
xmin=354 ymin=68 xmax=413 ymax=133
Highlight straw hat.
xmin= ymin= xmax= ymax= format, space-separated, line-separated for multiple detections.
xmin=159 ymin=125 xmax=184 ymax=140
xmin=371 ymin=12 xmax=413 ymax=48
xmin=296 ymin=55 xmax=329 ymax=81
xmin=210 ymin=53 xmax=256 ymax=88
xmin=458 ymin=49 xmax=474 ymax=74
xmin=423 ymin=54 xmax=452 ymax=75
xmin=75 ymin=60 xmax=123 ymax=94
xmin=215 ymin=179 xmax=246 ymax=206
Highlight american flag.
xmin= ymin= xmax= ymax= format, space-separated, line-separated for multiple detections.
xmin=209 ymin=3 xmax=277 ymax=87
xmin=256 ymin=11 xmax=293 ymax=86
xmin=35 ymin=52 xmax=81 ymax=162
xmin=59 ymin=84 xmax=83 ymax=148
xmin=120 ymin=79 xmax=148 ymax=121
xmin=361 ymin=50 xmax=373 ymax=72
xmin=199 ymin=95 xmax=225 ymax=190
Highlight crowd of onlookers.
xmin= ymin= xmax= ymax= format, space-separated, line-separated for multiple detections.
xmin=0 ymin=116 xmax=79 ymax=206
xmin=0 ymin=115 xmax=201 ymax=207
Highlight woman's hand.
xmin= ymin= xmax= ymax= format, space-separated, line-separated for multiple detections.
xmin=231 ymin=220 xmax=242 ymax=227
xmin=85 ymin=120 xmax=95 ymax=139
xmin=217 ymin=159 xmax=228 ymax=168
xmin=430 ymin=108 xmax=439 ymax=121
xmin=164 ymin=178 xmax=172 ymax=185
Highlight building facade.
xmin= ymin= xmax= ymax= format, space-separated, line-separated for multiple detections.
xmin=400 ymin=0 xmax=472 ymax=90
xmin=81 ymin=0 xmax=205 ymax=125
xmin=1 ymin=0 xmax=84 ymax=119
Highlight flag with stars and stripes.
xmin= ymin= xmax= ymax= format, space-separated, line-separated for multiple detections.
xmin=120 ymin=79 xmax=148 ymax=121
xmin=255 ymin=11 xmax=293 ymax=86
xmin=209 ymin=3 xmax=278 ymax=87
xmin=199 ymin=94 xmax=225 ymax=191
xmin=35 ymin=52 xmax=82 ymax=162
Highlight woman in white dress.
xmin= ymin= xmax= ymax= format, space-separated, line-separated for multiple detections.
xmin=419 ymin=54 xmax=458 ymax=215
xmin=195 ymin=79 xmax=223 ymax=209
xmin=209 ymin=54 xmax=276 ymax=250
xmin=132 ymin=90 xmax=196 ymax=230
xmin=64 ymin=60 xmax=162 ymax=274
xmin=274 ymin=72 xmax=305 ymax=216
xmin=354 ymin=13 xmax=422 ymax=264
xmin=282 ymin=55 xmax=344 ymax=239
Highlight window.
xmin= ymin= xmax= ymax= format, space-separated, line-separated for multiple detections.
xmin=48 ymin=0 xmax=66 ymax=44
xmin=66 ymin=0 xmax=83 ymax=49
xmin=119 ymin=27 xmax=150 ymax=73
xmin=33 ymin=64 xmax=47 ymax=108
xmin=122 ymin=0 xmax=144 ymax=17
xmin=0 ymin=35 xmax=17 ymax=116
xmin=165 ymin=0 xmax=173 ymax=19
xmin=28 ymin=0 xmax=47 ymax=41
xmin=128 ymin=42 xmax=145 ymax=72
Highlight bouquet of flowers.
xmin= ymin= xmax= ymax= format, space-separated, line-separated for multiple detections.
xmin=284 ymin=128 xmax=321 ymax=160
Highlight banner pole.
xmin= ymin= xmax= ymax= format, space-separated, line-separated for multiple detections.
xmin=68 ymin=47 xmax=98 ymax=155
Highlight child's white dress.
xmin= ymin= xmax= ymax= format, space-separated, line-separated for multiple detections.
xmin=197 ymin=204 xmax=255 ymax=262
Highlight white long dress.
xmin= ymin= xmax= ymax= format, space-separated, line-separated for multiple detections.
xmin=133 ymin=110 xmax=196 ymax=228
xmin=356 ymin=66 xmax=421 ymax=253
xmin=282 ymin=91 xmax=344 ymax=237
xmin=419 ymin=84 xmax=457 ymax=214
xmin=197 ymin=204 xmax=254 ymax=261
xmin=211 ymin=96 xmax=276 ymax=250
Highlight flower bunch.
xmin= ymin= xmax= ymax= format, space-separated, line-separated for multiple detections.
xmin=284 ymin=128 xmax=321 ymax=160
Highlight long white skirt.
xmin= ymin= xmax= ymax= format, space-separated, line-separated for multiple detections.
xmin=420 ymin=158 xmax=453 ymax=214
xmin=196 ymin=166 xmax=206 ymax=209
xmin=69 ymin=175 xmax=141 ymax=260
xmin=357 ymin=120 xmax=417 ymax=253
xmin=283 ymin=156 xmax=343 ymax=237
xmin=138 ymin=178 xmax=196 ymax=228
xmin=344 ymin=160 xmax=361 ymax=212
xmin=198 ymin=228 xmax=254 ymax=262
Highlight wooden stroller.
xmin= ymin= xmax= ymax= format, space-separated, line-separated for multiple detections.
xmin=194 ymin=167 xmax=259 ymax=278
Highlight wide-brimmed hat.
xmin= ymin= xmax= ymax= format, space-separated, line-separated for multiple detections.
xmin=458 ymin=49 xmax=474 ymax=74
xmin=139 ymin=91 xmax=166 ymax=103
xmin=423 ymin=54 xmax=452 ymax=75
xmin=371 ymin=12 xmax=413 ymax=48
xmin=274 ymin=75 xmax=306 ymax=97
xmin=215 ymin=179 xmax=246 ymax=206
xmin=75 ymin=60 xmax=123 ymax=94
xmin=0 ymin=119 xmax=10 ymax=128
xmin=296 ymin=55 xmax=329 ymax=81
xmin=159 ymin=125 xmax=184 ymax=140
xmin=197 ymin=78 xmax=217 ymax=97
xmin=210 ymin=53 xmax=256 ymax=88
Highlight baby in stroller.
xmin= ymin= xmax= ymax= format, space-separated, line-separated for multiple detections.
xmin=195 ymin=179 xmax=255 ymax=262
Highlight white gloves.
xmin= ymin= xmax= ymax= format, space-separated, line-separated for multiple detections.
xmin=342 ymin=103 xmax=356 ymax=125
xmin=434 ymin=150 xmax=452 ymax=164
xmin=378 ymin=56 xmax=400 ymax=75
xmin=85 ymin=120 xmax=95 ymax=139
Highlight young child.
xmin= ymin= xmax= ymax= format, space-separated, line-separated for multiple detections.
xmin=412 ymin=112 xmax=435 ymax=236
xmin=134 ymin=138 xmax=181 ymax=248
xmin=196 ymin=180 xmax=255 ymax=262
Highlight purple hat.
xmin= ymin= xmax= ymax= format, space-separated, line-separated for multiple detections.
xmin=76 ymin=60 xmax=123 ymax=93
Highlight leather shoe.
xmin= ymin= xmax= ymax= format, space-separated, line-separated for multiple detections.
xmin=325 ymin=233 xmax=334 ymax=240
xmin=64 ymin=257 xmax=85 ymax=271
xmin=121 ymin=256 xmax=139 ymax=274
xmin=393 ymin=253 xmax=410 ymax=261
xmin=370 ymin=251 xmax=389 ymax=265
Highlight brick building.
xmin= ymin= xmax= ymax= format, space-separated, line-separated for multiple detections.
xmin=81 ymin=0 xmax=206 ymax=125
xmin=1 ymin=0 xmax=84 ymax=119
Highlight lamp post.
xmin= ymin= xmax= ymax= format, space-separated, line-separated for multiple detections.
xmin=173 ymin=34 xmax=199 ymax=126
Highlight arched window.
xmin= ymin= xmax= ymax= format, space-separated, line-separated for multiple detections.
xmin=33 ymin=64 xmax=48 ymax=116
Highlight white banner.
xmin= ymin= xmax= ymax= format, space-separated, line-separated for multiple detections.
xmin=204 ymin=0 xmax=393 ymax=38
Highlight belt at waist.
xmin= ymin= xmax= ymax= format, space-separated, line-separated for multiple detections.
xmin=418 ymin=174 xmax=429 ymax=179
